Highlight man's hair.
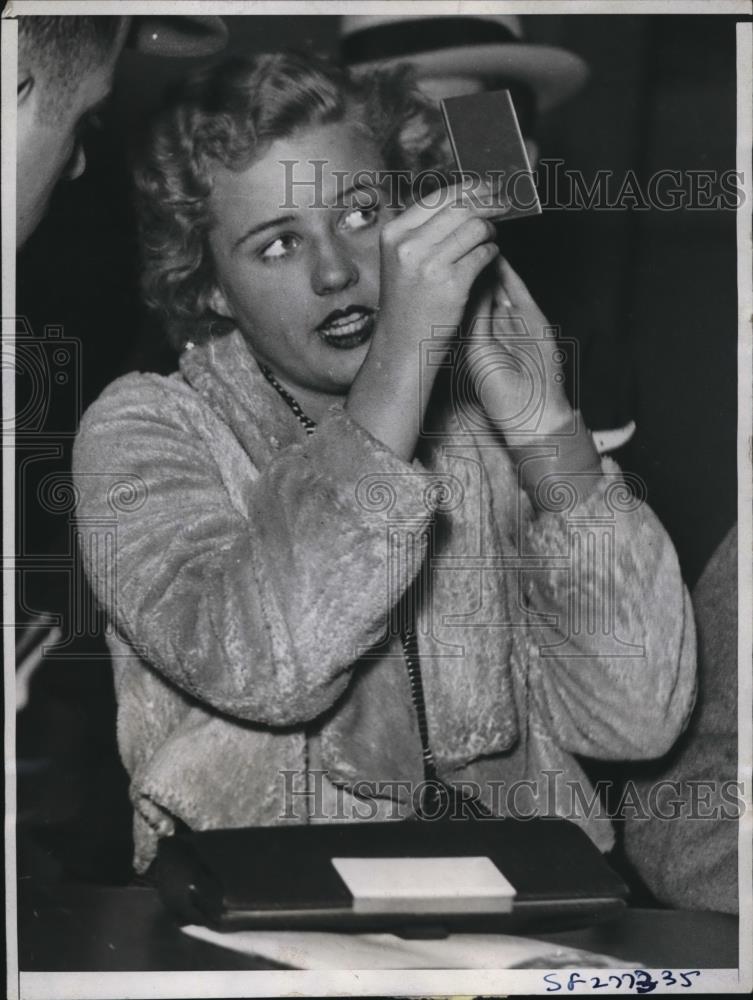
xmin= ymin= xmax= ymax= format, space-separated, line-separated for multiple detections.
xmin=18 ymin=16 xmax=122 ymax=116
xmin=135 ymin=51 xmax=451 ymax=350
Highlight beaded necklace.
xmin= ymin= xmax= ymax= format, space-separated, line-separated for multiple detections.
xmin=259 ymin=363 xmax=489 ymax=819
xmin=259 ymin=364 xmax=317 ymax=434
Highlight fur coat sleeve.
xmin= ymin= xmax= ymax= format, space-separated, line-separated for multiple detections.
xmin=517 ymin=456 xmax=697 ymax=760
xmin=73 ymin=371 xmax=436 ymax=727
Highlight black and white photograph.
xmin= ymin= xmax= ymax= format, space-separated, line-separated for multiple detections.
xmin=3 ymin=1 xmax=752 ymax=996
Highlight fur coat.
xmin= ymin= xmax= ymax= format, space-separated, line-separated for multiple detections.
xmin=73 ymin=329 xmax=697 ymax=872
xmin=624 ymin=525 xmax=738 ymax=913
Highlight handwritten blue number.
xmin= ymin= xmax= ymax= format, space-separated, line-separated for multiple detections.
xmin=567 ymin=972 xmax=586 ymax=991
xmin=680 ymin=970 xmax=701 ymax=987
xmin=634 ymin=969 xmax=658 ymax=994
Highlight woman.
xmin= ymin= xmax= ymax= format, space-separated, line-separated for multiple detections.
xmin=73 ymin=52 xmax=696 ymax=873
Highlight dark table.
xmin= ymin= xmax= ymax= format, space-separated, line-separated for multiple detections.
xmin=18 ymin=878 xmax=739 ymax=972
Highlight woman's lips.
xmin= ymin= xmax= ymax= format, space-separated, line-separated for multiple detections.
xmin=316 ymin=306 xmax=376 ymax=350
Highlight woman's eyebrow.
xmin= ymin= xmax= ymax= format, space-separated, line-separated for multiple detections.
xmin=231 ymin=180 xmax=382 ymax=252
xmin=233 ymin=215 xmax=296 ymax=252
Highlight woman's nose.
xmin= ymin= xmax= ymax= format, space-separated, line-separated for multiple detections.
xmin=311 ymin=239 xmax=359 ymax=296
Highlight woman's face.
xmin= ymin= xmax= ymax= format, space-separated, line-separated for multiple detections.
xmin=208 ymin=119 xmax=394 ymax=404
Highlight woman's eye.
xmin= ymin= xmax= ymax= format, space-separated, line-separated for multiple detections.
xmin=259 ymin=234 xmax=299 ymax=261
xmin=342 ymin=204 xmax=379 ymax=231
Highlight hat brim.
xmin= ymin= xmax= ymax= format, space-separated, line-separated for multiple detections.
xmin=129 ymin=16 xmax=228 ymax=58
xmin=350 ymin=43 xmax=589 ymax=112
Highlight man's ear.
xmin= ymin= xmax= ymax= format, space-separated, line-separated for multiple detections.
xmin=208 ymin=285 xmax=234 ymax=319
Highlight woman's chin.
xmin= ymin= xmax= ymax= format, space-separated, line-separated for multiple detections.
xmin=317 ymin=345 xmax=372 ymax=397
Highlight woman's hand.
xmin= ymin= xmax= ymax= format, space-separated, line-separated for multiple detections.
xmin=375 ymin=185 xmax=501 ymax=357
xmin=466 ymin=257 xmax=574 ymax=440
xmin=346 ymin=185 xmax=501 ymax=460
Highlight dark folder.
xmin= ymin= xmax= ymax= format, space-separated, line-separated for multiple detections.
xmin=155 ymin=817 xmax=628 ymax=935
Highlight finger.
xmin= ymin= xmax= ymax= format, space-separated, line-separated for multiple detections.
xmin=496 ymin=285 xmax=514 ymax=313
xmin=384 ymin=183 xmax=464 ymax=235
xmin=455 ymin=241 xmax=501 ymax=287
xmin=387 ymin=183 xmax=499 ymax=237
xmin=467 ymin=286 xmax=495 ymax=340
xmin=433 ymin=216 xmax=497 ymax=265
xmin=418 ymin=201 xmax=501 ymax=250
xmin=497 ymin=257 xmax=536 ymax=309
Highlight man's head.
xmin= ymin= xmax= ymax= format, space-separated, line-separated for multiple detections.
xmin=16 ymin=15 xmax=128 ymax=247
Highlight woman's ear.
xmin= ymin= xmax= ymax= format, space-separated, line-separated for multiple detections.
xmin=208 ymin=285 xmax=233 ymax=319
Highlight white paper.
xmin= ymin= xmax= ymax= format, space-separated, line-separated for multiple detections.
xmin=331 ymin=855 xmax=516 ymax=913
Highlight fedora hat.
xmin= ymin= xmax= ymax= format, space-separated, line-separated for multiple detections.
xmin=127 ymin=15 xmax=228 ymax=57
xmin=339 ymin=14 xmax=588 ymax=112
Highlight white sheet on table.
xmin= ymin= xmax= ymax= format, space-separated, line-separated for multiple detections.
xmin=181 ymin=925 xmax=631 ymax=969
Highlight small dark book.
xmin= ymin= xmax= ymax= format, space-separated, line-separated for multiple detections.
xmin=441 ymin=89 xmax=541 ymax=222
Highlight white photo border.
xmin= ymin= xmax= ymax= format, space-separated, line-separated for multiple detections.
xmin=3 ymin=2 xmax=752 ymax=997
